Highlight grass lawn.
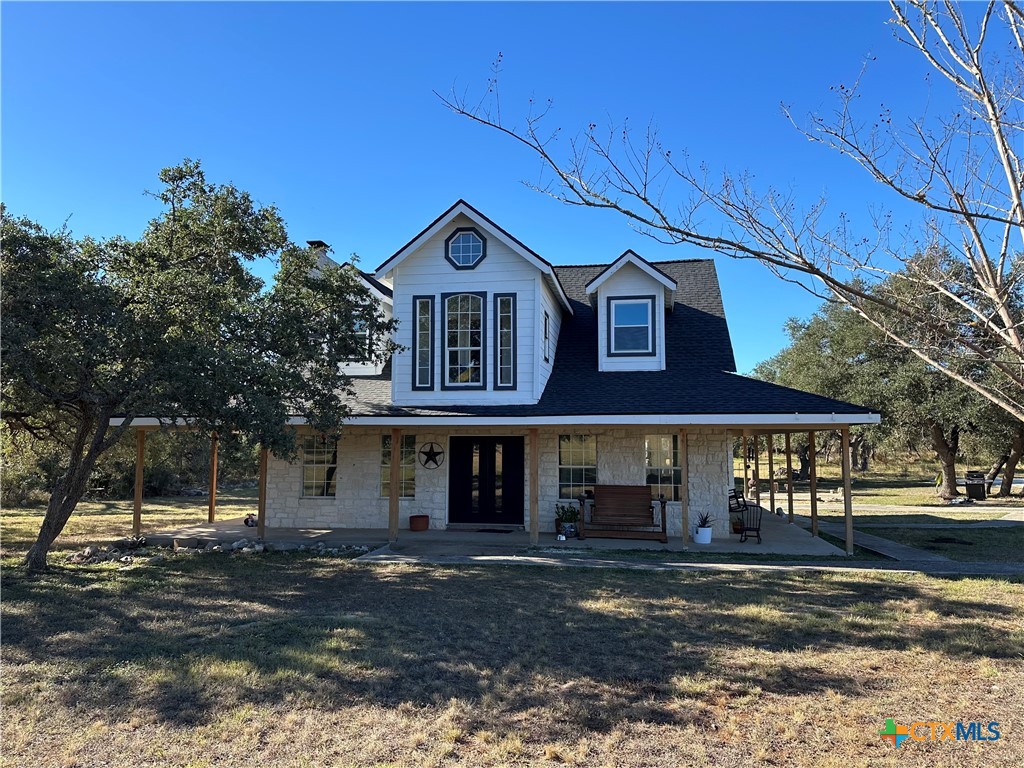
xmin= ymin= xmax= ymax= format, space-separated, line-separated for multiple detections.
xmin=3 ymin=557 xmax=1023 ymax=768
xmin=0 ymin=491 xmax=258 ymax=558
xmin=863 ymin=527 xmax=1024 ymax=563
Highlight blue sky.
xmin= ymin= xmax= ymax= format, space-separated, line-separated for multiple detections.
xmin=3 ymin=1 xmax=942 ymax=373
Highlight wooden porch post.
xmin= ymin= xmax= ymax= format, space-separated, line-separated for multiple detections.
xmin=742 ymin=432 xmax=749 ymax=491
xmin=678 ymin=427 xmax=689 ymax=543
xmin=767 ymin=432 xmax=776 ymax=515
xmin=133 ymin=428 xmax=146 ymax=535
xmin=785 ymin=432 xmax=794 ymax=523
xmin=808 ymin=430 xmax=819 ymax=537
xmin=529 ymin=428 xmax=539 ymax=546
xmin=388 ymin=428 xmax=401 ymax=544
xmin=841 ymin=428 xmax=854 ymax=555
xmin=257 ymin=446 xmax=268 ymax=539
xmin=753 ymin=434 xmax=761 ymax=506
xmin=208 ymin=432 xmax=219 ymax=524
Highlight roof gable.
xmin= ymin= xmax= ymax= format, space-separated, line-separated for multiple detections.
xmin=585 ymin=250 xmax=678 ymax=293
xmin=374 ymin=200 xmax=573 ymax=314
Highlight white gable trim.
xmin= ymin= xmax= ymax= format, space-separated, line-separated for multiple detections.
xmin=375 ymin=200 xmax=573 ymax=314
xmin=356 ymin=273 xmax=393 ymax=306
xmin=585 ymin=250 xmax=678 ymax=294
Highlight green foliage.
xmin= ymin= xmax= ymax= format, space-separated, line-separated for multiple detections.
xmin=1 ymin=160 xmax=397 ymax=568
xmin=753 ymin=298 xmax=986 ymax=460
xmin=554 ymin=503 xmax=579 ymax=523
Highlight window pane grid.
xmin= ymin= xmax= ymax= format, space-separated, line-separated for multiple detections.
xmin=558 ymin=434 xmax=597 ymax=499
xmin=446 ymin=294 xmax=482 ymax=385
xmin=497 ymin=295 xmax=514 ymax=387
xmin=645 ymin=434 xmax=680 ymax=501
xmin=610 ymin=299 xmax=653 ymax=353
xmin=449 ymin=232 xmax=483 ymax=267
xmin=415 ymin=298 xmax=432 ymax=388
xmin=302 ymin=436 xmax=338 ymax=497
xmin=381 ymin=434 xmax=416 ymax=498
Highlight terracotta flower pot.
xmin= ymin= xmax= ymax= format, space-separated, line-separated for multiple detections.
xmin=409 ymin=514 xmax=429 ymax=532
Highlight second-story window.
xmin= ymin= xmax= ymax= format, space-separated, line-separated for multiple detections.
xmin=608 ymin=296 xmax=655 ymax=356
xmin=494 ymin=294 xmax=516 ymax=389
xmin=543 ymin=311 xmax=551 ymax=363
xmin=445 ymin=228 xmax=487 ymax=270
xmin=443 ymin=292 xmax=485 ymax=388
xmin=412 ymin=295 xmax=434 ymax=390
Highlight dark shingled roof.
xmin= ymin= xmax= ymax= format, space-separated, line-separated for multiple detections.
xmin=345 ymin=259 xmax=876 ymax=419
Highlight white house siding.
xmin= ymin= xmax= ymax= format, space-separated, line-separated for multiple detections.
xmin=265 ymin=425 xmax=733 ymax=538
xmin=595 ymin=262 xmax=667 ymax=372
xmin=534 ymin=277 xmax=564 ymax=399
xmin=388 ymin=214 xmax=540 ymax=406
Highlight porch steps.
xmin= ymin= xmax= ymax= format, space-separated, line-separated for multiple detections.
xmin=582 ymin=526 xmax=668 ymax=543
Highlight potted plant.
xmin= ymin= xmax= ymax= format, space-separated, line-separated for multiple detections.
xmin=730 ymin=512 xmax=744 ymax=535
xmin=694 ymin=511 xmax=715 ymax=544
xmin=555 ymin=503 xmax=579 ymax=536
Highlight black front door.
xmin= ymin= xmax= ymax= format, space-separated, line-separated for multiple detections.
xmin=448 ymin=436 xmax=524 ymax=525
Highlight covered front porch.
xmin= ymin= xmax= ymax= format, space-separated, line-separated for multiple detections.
xmin=141 ymin=503 xmax=846 ymax=557
xmin=127 ymin=418 xmax=865 ymax=555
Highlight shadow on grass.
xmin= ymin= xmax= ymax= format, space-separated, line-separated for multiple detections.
xmin=3 ymin=557 xmax=1022 ymax=734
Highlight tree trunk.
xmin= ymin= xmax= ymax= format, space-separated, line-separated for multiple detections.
xmin=797 ymin=444 xmax=810 ymax=481
xmin=24 ymin=412 xmax=112 ymax=573
xmin=998 ymin=425 xmax=1024 ymax=497
xmin=848 ymin=435 xmax=868 ymax=473
xmin=929 ymin=422 xmax=960 ymax=499
xmin=858 ymin=441 xmax=871 ymax=472
xmin=985 ymin=454 xmax=1008 ymax=494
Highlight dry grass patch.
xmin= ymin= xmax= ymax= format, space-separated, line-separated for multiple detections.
xmin=2 ymin=557 xmax=1022 ymax=767
xmin=0 ymin=491 xmax=258 ymax=558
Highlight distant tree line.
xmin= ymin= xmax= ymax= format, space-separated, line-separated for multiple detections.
xmin=754 ymin=287 xmax=1024 ymax=499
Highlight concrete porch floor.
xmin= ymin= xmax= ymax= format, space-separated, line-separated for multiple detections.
xmin=144 ymin=505 xmax=845 ymax=558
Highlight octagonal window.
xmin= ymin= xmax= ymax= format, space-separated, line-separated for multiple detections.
xmin=445 ymin=228 xmax=487 ymax=270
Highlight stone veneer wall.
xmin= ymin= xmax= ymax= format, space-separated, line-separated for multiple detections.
xmin=265 ymin=426 xmax=734 ymax=537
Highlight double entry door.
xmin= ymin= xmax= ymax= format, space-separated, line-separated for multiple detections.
xmin=448 ymin=436 xmax=524 ymax=525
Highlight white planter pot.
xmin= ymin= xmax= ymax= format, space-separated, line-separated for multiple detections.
xmin=694 ymin=526 xmax=713 ymax=545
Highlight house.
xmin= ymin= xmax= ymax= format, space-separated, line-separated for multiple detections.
xmin=123 ymin=200 xmax=879 ymax=548
xmin=256 ymin=200 xmax=879 ymax=544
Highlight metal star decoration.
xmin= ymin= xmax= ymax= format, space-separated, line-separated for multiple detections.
xmin=418 ymin=442 xmax=445 ymax=468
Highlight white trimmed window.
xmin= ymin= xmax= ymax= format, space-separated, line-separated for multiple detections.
xmin=302 ymin=435 xmax=338 ymax=497
xmin=413 ymin=296 xmax=433 ymax=390
xmin=543 ymin=311 xmax=551 ymax=363
xmin=558 ymin=434 xmax=597 ymax=500
xmin=609 ymin=297 xmax=654 ymax=355
xmin=444 ymin=293 xmax=484 ymax=387
xmin=380 ymin=434 xmax=416 ymax=498
xmin=645 ymin=434 xmax=681 ymax=501
xmin=495 ymin=294 xmax=516 ymax=389
xmin=445 ymin=228 xmax=486 ymax=269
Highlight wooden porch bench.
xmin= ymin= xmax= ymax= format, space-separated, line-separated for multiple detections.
xmin=578 ymin=485 xmax=668 ymax=543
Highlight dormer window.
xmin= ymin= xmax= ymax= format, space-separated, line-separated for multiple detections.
xmin=445 ymin=227 xmax=487 ymax=270
xmin=608 ymin=296 xmax=656 ymax=356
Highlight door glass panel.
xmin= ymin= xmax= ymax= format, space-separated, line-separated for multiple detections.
xmin=471 ymin=442 xmax=480 ymax=514
xmin=494 ymin=443 xmax=503 ymax=513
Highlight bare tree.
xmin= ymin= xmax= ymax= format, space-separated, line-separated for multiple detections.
xmin=440 ymin=1 xmax=1024 ymax=421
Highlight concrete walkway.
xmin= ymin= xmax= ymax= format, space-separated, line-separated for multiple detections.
xmin=133 ymin=514 xmax=1024 ymax=578
xmin=143 ymin=505 xmax=843 ymax=557
xmin=353 ymin=546 xmax=1024 ymax=576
